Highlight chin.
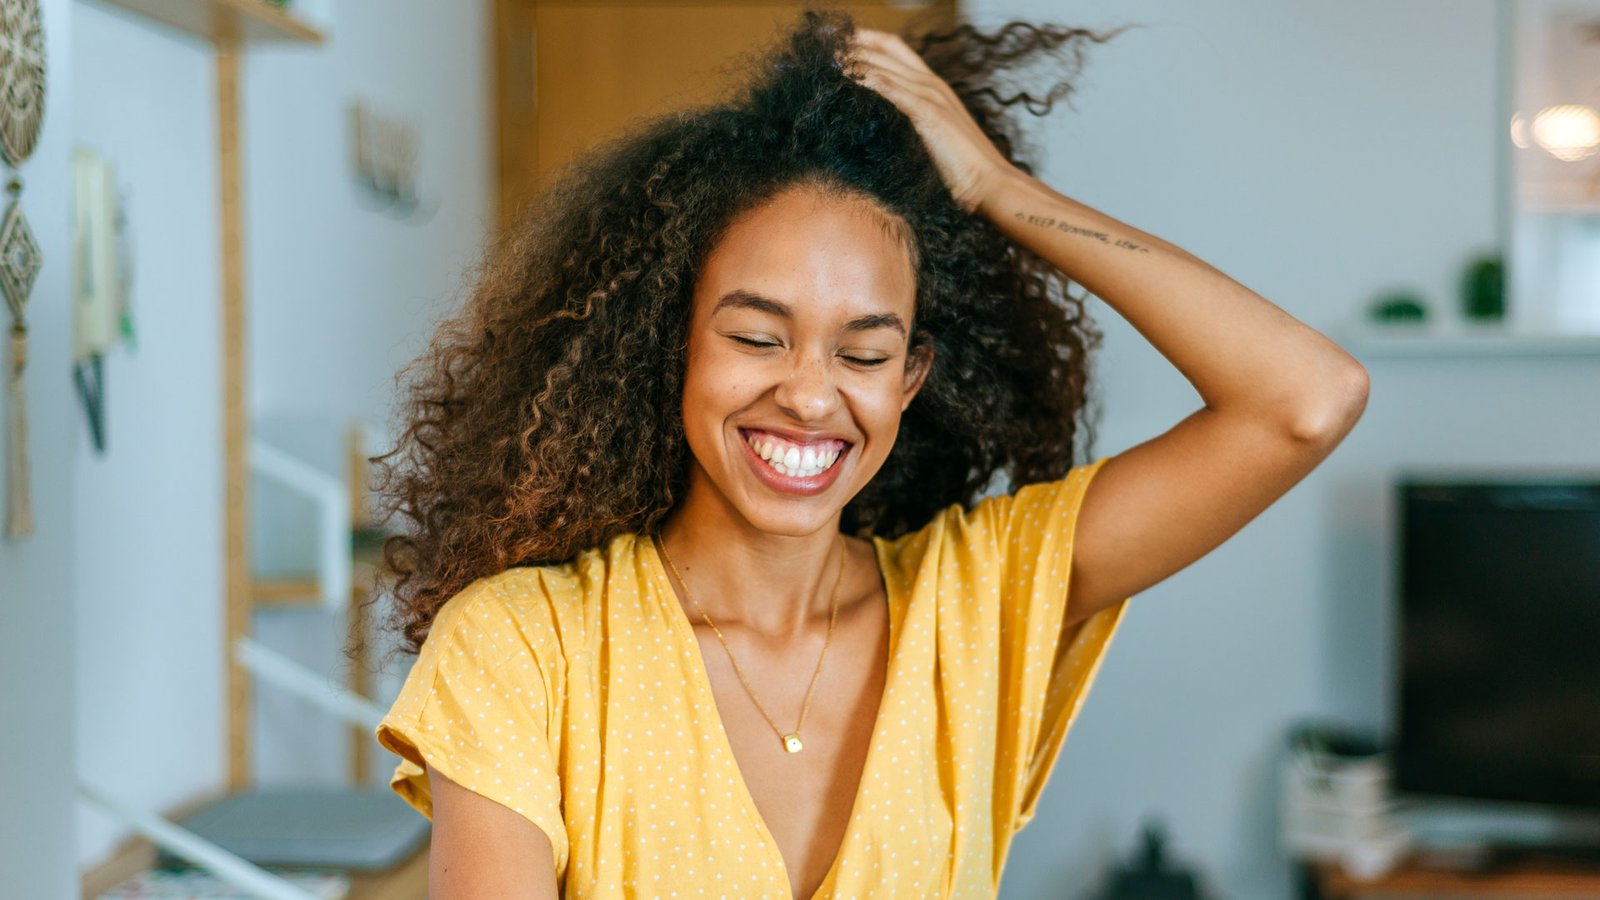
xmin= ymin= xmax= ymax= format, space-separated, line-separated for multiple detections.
xmin=738 ymin=504 xmax=848 ymax=539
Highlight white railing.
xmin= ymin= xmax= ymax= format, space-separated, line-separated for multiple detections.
xmin=79 ymin=782 xmax=325 ymax=900
xmin=233 ymin=636 xmax=387 ymax=730
xmin=81 ymin=633 xmax=386 ymax=899
xmin=249 ymin=438 xmax=351 ymax=614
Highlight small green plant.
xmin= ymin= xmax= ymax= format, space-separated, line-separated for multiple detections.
xmin=1369 ymin=290 xmax=1428 ymax=323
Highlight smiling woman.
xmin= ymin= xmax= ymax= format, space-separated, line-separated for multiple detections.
xmin=680 ymin=183 xmax=928 ymax=521
xmin=362 ymin=4 xmax=1364 ymax=899
xmin=362 ymin=12 xmax=1113 ymax=597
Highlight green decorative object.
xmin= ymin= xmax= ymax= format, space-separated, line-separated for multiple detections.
xmin=1462 ymin=253 xmax=1505 ymax=321
xmin=1369 ymin=290 xmax=1428 ymax=324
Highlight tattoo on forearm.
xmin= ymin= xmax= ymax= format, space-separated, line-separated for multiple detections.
xmin=1015 ymin=210 xmax=1151 ymax=253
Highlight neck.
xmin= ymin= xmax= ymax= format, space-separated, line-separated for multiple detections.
xmin=656 ymin=478 xmax=844 ymax=638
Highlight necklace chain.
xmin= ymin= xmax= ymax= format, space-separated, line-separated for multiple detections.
xmin=654 ymin=531 xmax=843 ymax=754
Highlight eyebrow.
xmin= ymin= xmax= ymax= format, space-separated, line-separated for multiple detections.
xmin=711 ymin=289 xmax=907 ymax=337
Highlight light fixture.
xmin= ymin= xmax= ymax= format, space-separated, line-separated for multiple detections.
xmin=1531 ymin=103 xmax=1600 ymax=161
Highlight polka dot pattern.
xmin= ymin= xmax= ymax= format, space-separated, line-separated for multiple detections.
xmin=375 ymin=456 xmax=1130 ymax=897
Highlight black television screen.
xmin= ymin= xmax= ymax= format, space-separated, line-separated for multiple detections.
xmin=1395 ymin=476 xmax=1600 ymax=812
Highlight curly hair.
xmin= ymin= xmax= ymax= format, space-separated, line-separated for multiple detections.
xmin=362 ymin=7 xmax=1132 ymax=662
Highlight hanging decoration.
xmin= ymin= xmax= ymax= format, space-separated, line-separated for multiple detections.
xmin=71 ymin=149 xmax=134 ymax=455
xmin=0 ymin=0 xmax=45 ymax=540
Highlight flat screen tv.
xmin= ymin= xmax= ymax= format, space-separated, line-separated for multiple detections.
xmin=1394 ymin=474 xmax=1600 ymax=814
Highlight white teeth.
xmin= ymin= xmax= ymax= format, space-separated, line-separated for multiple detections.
xmin=743 ymin=430 xmax=845 ymax=479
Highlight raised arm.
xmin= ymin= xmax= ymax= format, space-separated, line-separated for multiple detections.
xmin=844 ymin=27 xmax=1369 ymax=626
xmin=979 ymin=172 xmax=1368 ymax=625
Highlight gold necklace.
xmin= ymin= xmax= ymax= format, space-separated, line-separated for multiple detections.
xmin=654 ymin=531 xmax=843 ymax=754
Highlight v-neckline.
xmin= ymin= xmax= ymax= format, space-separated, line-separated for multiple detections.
xmin=642 ymin=531 xmax=898 ymax=900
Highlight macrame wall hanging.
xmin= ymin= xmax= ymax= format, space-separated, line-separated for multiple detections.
xmin=0 ymin=0 xmax=45 ymax=540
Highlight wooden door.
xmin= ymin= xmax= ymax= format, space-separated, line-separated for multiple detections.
xmin=492 ymin=0 xmax=959 ymax=228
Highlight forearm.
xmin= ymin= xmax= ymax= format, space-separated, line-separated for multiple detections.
xmin=977 ymin=169 xmax=1367 ymax=437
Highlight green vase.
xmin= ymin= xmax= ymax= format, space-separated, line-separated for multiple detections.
xmin=1463 ymin=255 xmax=1505 ymax=322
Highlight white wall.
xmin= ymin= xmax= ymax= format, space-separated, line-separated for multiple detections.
xmin=962 ymin=2 xmax=1600 ymax=899
xmin=242 ymin=0 xmax=492 ymax=791
xmin=70 ymin=0 xmax=491 ymax=872
xmin=70 ymin=1 xmax=225 ymax=873
xmin=0 ymin=0 xmax=77 ymax=894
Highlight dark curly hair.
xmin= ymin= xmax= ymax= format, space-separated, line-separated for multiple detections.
xmin=362 ymin=7 xmax=1132 ymax=662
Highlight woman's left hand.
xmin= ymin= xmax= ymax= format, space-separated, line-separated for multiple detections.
xmin=842 ymin=28 xmax=1019 ymax=215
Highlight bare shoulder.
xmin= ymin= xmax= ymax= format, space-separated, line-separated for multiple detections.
xmin=426 ymin=761 xmax=560 ymax=899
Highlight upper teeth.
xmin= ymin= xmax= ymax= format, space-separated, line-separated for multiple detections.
xmin=744 ymin=431 xmax=845 ymax=478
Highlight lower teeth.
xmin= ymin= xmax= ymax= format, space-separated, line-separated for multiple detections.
xmin=772 ymin=460 xmax=827 ymax=477
xmin=752 ymin=445 xmax=835 ymax=478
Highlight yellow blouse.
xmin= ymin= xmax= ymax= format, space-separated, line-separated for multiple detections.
xmin=376 ymin=455 xmax=1130 ymax=898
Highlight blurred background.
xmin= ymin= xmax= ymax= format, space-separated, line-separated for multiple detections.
xmin=2 ymin=0 xmax=1598 ymax=897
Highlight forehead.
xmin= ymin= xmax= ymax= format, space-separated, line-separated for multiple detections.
xmin=693 ymin=186 xmax=916 ymax=322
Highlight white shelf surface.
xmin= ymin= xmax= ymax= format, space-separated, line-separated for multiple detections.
xmin=1339 ymin=322 xmax=1600 ymax=358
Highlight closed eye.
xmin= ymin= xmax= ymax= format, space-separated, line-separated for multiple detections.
xmin=729 ymin=335 xmax=889 ymax=368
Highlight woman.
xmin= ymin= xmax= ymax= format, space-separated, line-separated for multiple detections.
xmin=370 ymin=9 xmax=1368 ymax=899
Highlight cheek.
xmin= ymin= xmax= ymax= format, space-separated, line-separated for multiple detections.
xmin=682 ymin=348 xmax=761 ymax=420
xmin=866 ymin=400 xmax=904 ymax=438
xmin=850 ymin=383 xmax=909 ymax=442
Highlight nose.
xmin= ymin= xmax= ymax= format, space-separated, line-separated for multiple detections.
xmin=773 ymin=351 xmax=841 ymax=423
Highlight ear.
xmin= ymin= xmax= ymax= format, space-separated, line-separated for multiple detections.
xmin=900 ymin=335 xmax=934 ymax=412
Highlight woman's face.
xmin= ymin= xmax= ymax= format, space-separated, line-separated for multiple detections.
xmin=679 ymin=183 xmax=932 ymax=538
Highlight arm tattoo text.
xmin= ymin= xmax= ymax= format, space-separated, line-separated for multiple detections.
xmin=1015 ymin=210 xmax=1151 ymax=253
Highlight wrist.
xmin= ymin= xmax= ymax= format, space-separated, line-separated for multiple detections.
xmin=973 ymin=164 xmax=1038 ymax=221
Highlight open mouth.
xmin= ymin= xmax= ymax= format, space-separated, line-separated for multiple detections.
xmin=738 ymin=428 xmax=850 ymax=480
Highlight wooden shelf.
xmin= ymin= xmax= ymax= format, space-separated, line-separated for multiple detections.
xmin=252 ymin=576 xmax=322 ymax=607
xmin=1314 ymin=851 xmax=1600 ymax=898
xmin=91 ymin=0 xmax=324 ymax=45
xmin=252 ymin=541 xmax=389 ymax=608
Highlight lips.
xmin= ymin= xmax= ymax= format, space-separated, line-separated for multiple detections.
xmin=737 ymin=428 xmax=850 ymax=451
xmin=738 ymin=426 xmax=851 ymax=449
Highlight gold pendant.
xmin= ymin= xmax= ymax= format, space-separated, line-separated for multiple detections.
xmin=782 ymin=733 xmax=803 ymax=753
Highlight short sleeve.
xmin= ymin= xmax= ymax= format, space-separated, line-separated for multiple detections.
xmin=374 ymin=572 xmax=569 ymax=872
xmin=979 ymin=455 xmax=1132 ymax=833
